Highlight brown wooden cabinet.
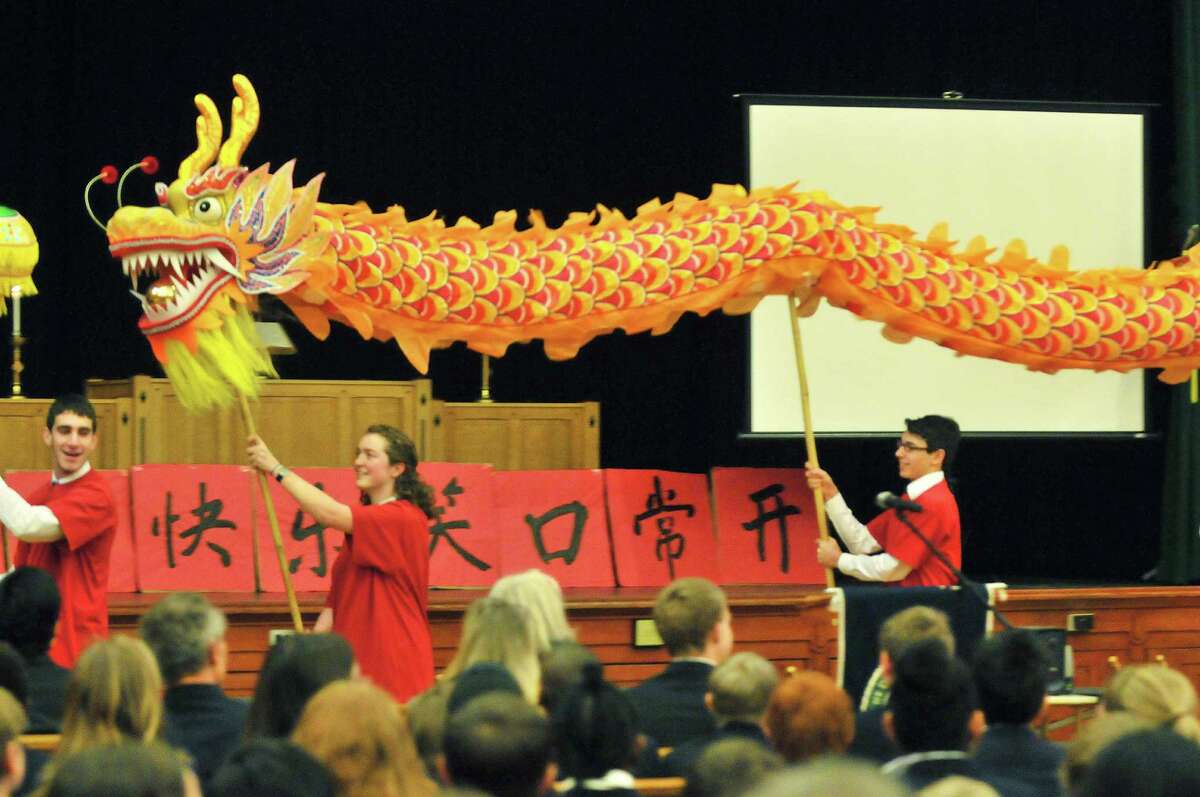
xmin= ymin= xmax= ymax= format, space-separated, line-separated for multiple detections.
xmin=436 ymin=401 xmax=600 ymax=469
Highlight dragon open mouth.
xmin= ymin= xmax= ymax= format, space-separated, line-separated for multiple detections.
xmin=110 ymin=237 xmax=242 ymax=335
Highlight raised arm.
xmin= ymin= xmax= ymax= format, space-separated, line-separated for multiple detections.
xmin=246 ymin=435 xmax=354 ymax=533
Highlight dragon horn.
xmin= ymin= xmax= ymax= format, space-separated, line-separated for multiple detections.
xmin=178 ymin=94 xmax=222 ymax=181
xmin=218 ymin=74 xmax=260 ymax=169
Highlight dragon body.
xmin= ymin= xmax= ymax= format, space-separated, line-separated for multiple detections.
xmin=105 ymin=76 xmax=1200 ymax=411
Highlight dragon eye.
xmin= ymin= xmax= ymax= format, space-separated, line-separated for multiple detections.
xmin=154 ymin=183 xmax=169 ymax=207
xmin=192 ymin=197 xmax=224 ymax=224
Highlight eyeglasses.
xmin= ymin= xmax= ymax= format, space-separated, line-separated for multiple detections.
xmin=896 ymin=440 xmax=930 ymax=453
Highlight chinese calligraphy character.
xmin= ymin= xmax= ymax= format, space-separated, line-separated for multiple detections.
xmin=741 ymin=483 xmax=801 ymax=573
xmin=526 ymin=501 xmax=587 ymax=565
xmin=151 ymin=482 xmax=237 ymax=568
xmin=428 ymin=477 xmax=491 ymax=571
xmin=633 ymin=476 xmax=695 ymax=578
xmin=289 ymin=482 xmax=331 ymax=577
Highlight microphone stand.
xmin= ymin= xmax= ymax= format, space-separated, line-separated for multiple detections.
xmin=892 ymin=508 xmax=1015 ymax=632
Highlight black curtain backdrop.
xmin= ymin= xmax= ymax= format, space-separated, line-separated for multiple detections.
xmin=1157 ymin=0 xmax=1200 ymax=585
xmin=0 ymin=0 xmax=1183 ymax=583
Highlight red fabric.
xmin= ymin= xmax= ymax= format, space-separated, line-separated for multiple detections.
xmin=328 ymin=500 xmax=435 ymax=702
xmin=13 ymin=469 xmax=116 ymax=667
xmin=866 ymin=480 xmax=960 ymax=587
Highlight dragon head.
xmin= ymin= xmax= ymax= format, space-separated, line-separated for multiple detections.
xmin=104 ymin=75 xmax=327 ymax=411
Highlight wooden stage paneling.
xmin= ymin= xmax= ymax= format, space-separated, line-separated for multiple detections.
xmin=107 ymin=584 xmax=1200 ymax=701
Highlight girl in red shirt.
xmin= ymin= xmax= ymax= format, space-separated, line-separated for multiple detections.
xmin=247 ymin=425 xmax=437 ymax=702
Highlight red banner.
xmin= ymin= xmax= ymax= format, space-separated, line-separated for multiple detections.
xmin=710 ymin=468 xmax=825 ymax=585
xmin=0 ymin=470 xmax=139 ymax=592
xmin=604 ymin=470 xmax=718 ymax=587
xmin=422 ymin=463 xmax=500 ymax=588
xmin=253 ymin=468 xmax=354 ymax=593
xmin=131 ymin=465 xmax=256 ymax=591
xmin=493 ymin=470 xmax=613 ymax=587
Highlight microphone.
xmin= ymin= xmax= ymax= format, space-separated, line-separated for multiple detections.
xmin=875 ymin=492 xmax=923 ymax=513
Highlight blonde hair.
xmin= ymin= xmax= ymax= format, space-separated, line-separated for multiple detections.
xmin=293 ymin=680 xmax=435 ymax=797
xmin=1102 ymin=664 xmax=1200 ymax=742
xmin=488 ymin=570 xmax=574 ymax=651
xmin=653 ymin=578 xmax=727 ymax=656
xmin=59 ymin=637 xmax=163 ymax=755
xmin=709 ymin=652 xmax=779 ymax=722
xmin=442 ymin=598 xmax=540 ymax=703
xmin=36 ymin=637 xmax=165 ymax=797
xmin=918 ymin=776 xmax=1001 ymax=797
xmin=1061 ymin=711 xmax=1153 ymax=794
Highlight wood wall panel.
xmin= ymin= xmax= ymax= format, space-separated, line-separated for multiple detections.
xmin=0 ymin=398 xmax=132 ymax=470
xmin=87 ymin=376 xmax=435 ymax=466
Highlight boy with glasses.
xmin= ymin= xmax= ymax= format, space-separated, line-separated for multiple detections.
xmin=805 ymin=415 xmax=961 ymax=586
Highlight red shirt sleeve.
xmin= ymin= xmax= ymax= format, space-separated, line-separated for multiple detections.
xmin=348 ymin=502 xmax=426 ymax=574
xmin=43 ymin=475 xmax=116 ymax=551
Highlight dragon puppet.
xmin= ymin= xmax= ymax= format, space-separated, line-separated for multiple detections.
xmin=101 ymin=75 xmax=1200 ymax=412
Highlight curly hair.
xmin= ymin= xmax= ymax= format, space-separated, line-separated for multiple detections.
xmin=360 ymin=425 xmax=437 ymax=518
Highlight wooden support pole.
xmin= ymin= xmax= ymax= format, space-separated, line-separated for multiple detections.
xmin=239 ymin=393 xmax=304 ymax=632
xmin=787 ymin=292 xmax=835 ymax=589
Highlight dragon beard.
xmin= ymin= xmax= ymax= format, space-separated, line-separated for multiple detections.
xmin=158 ymin=303 xmax=277 ymax=412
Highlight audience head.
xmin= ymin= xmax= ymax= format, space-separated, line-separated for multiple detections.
xmin=538 ymin=639 xmax=599 ymax=715
xmin=972 ymin=629 xmax=1049 ymax=725
xmin=553 ymin=661 xmax=639 ymax=779
xmin=1101 ymin=663 xmax=1200 ymax=741
xmin=245 ymin=633 xmax=355 ymax=739
xmin=763 ymin=670 xmax=854 ymax=763
xmin=905 ymin=415 xmax=960 ymax=472
xmin=684 ymin=738 xmax=783 ymax=797
xmin=447 ymin=663 xmax=522 ymax=716
xmin=488 ymin=570 xmax=574 ymax=652
xmin=0 ymin=566 xmax=60 ymax=660
xmin=442 ymin=692 xmax=554 ymax=797
xmin=42 ymin=741 xmax=195 ymax=797
xmin=0 ymin=689 xmax=26 ymax=795
xmin=139 ymin=592 xmax=229 ymax=687
xmin=917 ymin=777 xmax=999 ymax=797
xmin=406 ymin=685 xmax=449 ymax=781
xmin=0 ymin=644 xmax=28 ymax=709
xmin=708 ymin=652 xmax=778 ymax=724
xmin=1078 ymin=728 xmax=1200 ymax=797
xmin=1061 ymin=711 xmax=1153 ymax=796
xmin=879 ymin=606 xmax=954 ymax=681
xmin=749 ymin=756 xmax=912 ymax=797
xmin=209 ymin=739 xmax=336 ymax=797
xmin=443 ymin=598 xmax=540 ymax=704
xmin=653 ymin=577 xmax=732 ymax=661
xmin=60 ymin=636 xmax=163 ymax=755
xmin=292 ymin=680 xmax=434 ymax=797
xmin=887 ymin=638 xmax=979 ymax=753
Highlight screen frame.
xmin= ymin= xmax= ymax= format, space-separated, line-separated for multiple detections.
xmin=735 ymin=93 xmax=1157 ymax=441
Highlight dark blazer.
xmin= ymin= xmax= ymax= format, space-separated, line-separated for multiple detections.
xmin=23 ymin=653 xmax=69 ymax=733
xmin=846 ymin=706 xmax=899 ymax=764
xmin=161 ymin=683 xmax=250 ymax=788
xmin=662 ymin=720 xmax=771 ymax=776
xmin=972 ymin=724 xmax=1066 ymax=797
xmin=626 ymin=660 xmax=716 ymax=747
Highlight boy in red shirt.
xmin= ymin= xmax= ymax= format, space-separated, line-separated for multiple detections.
xmin=807 ymin=415 xmax=961 ymax=587
xmin=0 ymin=395 xmax=116 ymax=666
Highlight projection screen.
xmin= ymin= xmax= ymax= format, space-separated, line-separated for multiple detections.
xmin=744 ymin=97 xmax=1148 ymax=434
